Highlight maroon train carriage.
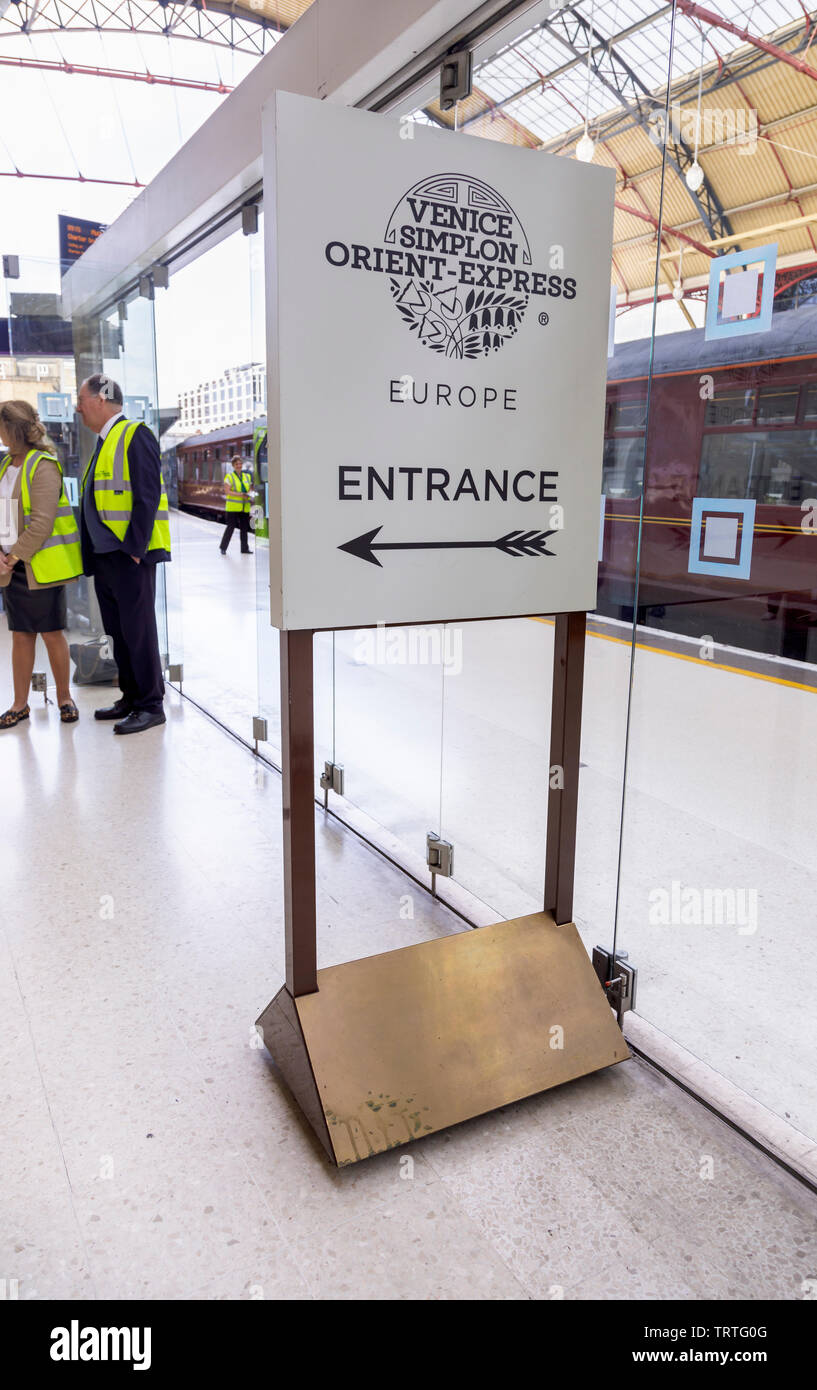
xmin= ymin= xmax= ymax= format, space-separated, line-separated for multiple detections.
xmin=176 ymin=424 xmax=257 ymax=522
xmin=174 ymin=303 xmax=817 ymax=663
xmin=602 ymin=299 xmax=817 ymax=663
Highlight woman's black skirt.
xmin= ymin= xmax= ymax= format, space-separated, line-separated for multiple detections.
xmin=3 ymin=561 xmax=67 ymax=633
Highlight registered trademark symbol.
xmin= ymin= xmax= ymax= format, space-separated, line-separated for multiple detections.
xmin=538 ymin=311 xmax=549 ymax=326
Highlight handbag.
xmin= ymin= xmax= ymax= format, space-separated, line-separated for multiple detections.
xmin=69 ymin=637 xmax=119 ymax=686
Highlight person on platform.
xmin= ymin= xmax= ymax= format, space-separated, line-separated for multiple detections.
xmin=0 ymin=401 xmax=82 ymax=728
xmin=77 ymin=375 xmax=171 ymax=735
xmin=219 ymin=453 xmax=254 ymax=554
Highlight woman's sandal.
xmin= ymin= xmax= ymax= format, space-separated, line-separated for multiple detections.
xmin=0 ymin=704 xmax=30 ymax=729
xmin=59 ymin=700 xmax=79 ymax=724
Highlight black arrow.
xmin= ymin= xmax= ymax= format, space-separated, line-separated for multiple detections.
xmin=339 ymin=526 xmax=557 ymax=568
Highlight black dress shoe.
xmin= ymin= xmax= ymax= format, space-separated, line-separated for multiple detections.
xmin=113 ymin=709 xmax=166 ymax=735
xmin=95 ymin=698 xmax=133 ymax=721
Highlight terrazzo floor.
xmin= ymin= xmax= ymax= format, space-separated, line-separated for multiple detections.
xmin=164 ymin=510 xmax=817 ymax=1141
xmin=1 ymin=641 xmax=816 ymax=1301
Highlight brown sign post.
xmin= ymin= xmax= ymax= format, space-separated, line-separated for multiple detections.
xmin=256 ymin=95 xmax=624 ymax=1162
xmin=256 ymin=612 xmax=628 ymax=1166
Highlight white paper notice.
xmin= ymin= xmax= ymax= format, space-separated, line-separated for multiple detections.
xmin=721 ymin=268 xmax=759 ymax=319
xmin=703 ymin=514 xmax=739 ymax=560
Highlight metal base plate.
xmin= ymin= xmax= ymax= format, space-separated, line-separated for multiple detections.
xmin=257 ymin=910 xmax=629 ymax=1165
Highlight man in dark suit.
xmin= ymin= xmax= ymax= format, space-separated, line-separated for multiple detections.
xmin=77 ymin=374 xmax=171 ymax=735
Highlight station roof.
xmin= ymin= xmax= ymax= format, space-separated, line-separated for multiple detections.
xmin=412 ymin=2 xmax=817 ymax=313
xmin=4 ymin=0 xmax=815 ymax=320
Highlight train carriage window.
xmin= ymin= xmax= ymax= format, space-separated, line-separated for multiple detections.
xmin=603 ymin=437 xmax=644 ymax=500
xmin=704 ymin=388 xmax=755 ymax=427
xmin=610 ymin=397 xmax=647 ymax=431
xmin=756 ymin=386 xmax=799 ymax=424
xmin=801 ymin=385 xmax=817 ymax=420
xmin=699 ymin=430 xmax=817 ymax=505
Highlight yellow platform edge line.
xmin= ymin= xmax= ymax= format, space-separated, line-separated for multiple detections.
xmin=529 ymin=617 xmax=816 ymax=694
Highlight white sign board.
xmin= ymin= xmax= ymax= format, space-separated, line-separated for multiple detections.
xmin=265 ymin=92 xmax=615 ymax=630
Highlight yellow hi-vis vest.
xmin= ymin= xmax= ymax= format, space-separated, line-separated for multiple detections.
xmin=224 ymin=467 xmax=251 ymax=514
xmin=84 ymin=418 xmax=171 ymax=552
xmin=0 ymin=449 xmax=83 ymax=585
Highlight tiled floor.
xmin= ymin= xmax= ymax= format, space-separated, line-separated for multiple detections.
xmin=1 ymin=657 xmax=815 ymax=1300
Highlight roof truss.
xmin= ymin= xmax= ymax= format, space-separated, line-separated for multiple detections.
xmin=0 ymin=0 xmax=278 ymax=54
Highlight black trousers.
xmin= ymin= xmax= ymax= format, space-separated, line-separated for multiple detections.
xmin=93 ymin=552 xmax=165 ymax=714
xmin=220 ymin=512 xmax=251 ymax=552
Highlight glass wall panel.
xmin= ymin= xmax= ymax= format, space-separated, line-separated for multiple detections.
xmin=332 ymin=624 xmax=445 ymax=857
xmin=613 ymin=4 xmax=817 ymax=1144
xmin=1 ymin=255 xmax=87 ymax=690
xmin=250 ymin=210 xmax=283 ymax=759
xmin=0 ymin=256 xmax=168 ymax=704
xmin=438 ymin=617 xmax=553 ymax=920
xmin=426 ymin=121 xmax=651 ymax=945
xmin=155 ymin=225 xmax=262 ymax=740
xmin=98 ymin=296 xmax=171 ymax=668
xmin=75 ymin=291 xmax=166 ymax=657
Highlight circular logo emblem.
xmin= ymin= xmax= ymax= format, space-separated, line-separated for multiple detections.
xmin=384 ymin=173 xmax=531 ymax=360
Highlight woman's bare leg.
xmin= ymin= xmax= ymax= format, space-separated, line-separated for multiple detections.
xmin=11 ymin=630 xmax=36 ymax=709
xmin=42 ymin=630 xmax=72 ymax=706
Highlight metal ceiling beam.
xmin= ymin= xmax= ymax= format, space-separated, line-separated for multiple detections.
xmin=543 ymin=16 xmax=812 ymax=153
xmin=546 ymin=4 xmax=733 ymax=243
xmin=0 ymin=53 xmax=233 ymax=90
xmin=63 ymin=0 xmax=514 ymax=317
xmin=0 ymin=0 xmax=279 ymax=55
xmin=454 ymin=5 xmax=672 ymax=134
xmin=676 ymin=0 xmax=817 ymax=83
xmin=615 ymin=201 xmax=714 ymax=258
xmin=613 ymin=180 xmax=817 ymax=254
xmin=0 ymin=168 xmax=142 ymax=185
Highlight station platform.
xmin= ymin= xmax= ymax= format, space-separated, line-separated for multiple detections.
xmin=167 ymin=510 xmax=817 ymax=1142
xmin=1 ymin=603 xmax=816 ymax=1298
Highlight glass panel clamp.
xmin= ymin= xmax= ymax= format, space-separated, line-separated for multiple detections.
xmin=320 ymin=760 xmax=344 ymax=807
xmin=426 ymin=831 xmax=454 ymax=894
xmin=592 ymin=946 xmax=637 ymax=1026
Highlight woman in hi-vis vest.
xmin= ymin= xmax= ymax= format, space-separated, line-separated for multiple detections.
xmin=0 ymin=401 xmax=83 ymax=727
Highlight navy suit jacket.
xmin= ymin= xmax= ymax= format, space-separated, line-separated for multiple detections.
xmin=81 ymin=421 xmax=171 ymax=574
